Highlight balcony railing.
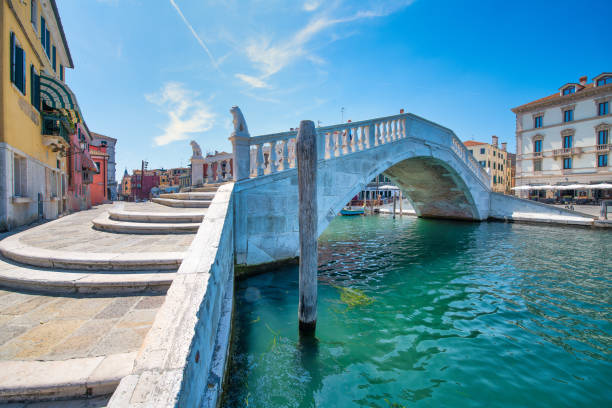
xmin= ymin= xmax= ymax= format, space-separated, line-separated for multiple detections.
xmin=553 ymin=147 xmax=582 ymax=157
xmin=596 ymin=143 xmax=611 ymax=152
xmin=42 ymin=113 xmax=72 ymax=145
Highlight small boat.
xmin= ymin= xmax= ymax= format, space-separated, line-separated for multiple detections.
xmin=340 ymin=207 xmax=365 ymax=216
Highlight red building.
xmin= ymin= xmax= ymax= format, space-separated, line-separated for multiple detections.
xmin=130 ymin=171 xmax=160 ymax=201
xmin=89 ymin=144 xmax=109 ymax=206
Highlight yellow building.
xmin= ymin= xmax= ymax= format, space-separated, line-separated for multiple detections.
xmin=465 ymin=136 xmax=513 ymax=194
xmin=1 ymin=0 xmax=83 ymax=230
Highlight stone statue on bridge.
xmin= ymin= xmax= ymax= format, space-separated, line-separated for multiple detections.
xmin=230 ymin=106 xmax=249 ymax=136
xmin=190 ymin=140 xmax=203 ymax=159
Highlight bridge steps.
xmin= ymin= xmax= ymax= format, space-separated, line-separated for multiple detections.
xmin=93 ymin=213 xmax=200 ymax=234
xmin=152 ymin=197 xmax=212 ymax=208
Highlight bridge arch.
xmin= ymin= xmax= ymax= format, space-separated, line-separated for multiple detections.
xmin=233 ymin=113 xmax=492 ymax=266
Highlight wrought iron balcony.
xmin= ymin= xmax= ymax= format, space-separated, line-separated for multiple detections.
xmin=41 ymin=113 xmax=72 ymax=153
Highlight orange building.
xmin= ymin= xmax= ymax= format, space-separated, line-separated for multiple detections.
xmin=89 ymin=144 xmax=109 ymax=205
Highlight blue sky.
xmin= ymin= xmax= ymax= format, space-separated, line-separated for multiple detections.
xmin=58 ymin=0 xmax=611 ymax=178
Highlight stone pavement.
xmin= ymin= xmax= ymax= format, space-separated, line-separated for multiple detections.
xmin=0 ymin=289 xmax=163 ymax=361
xmin=13 ymin=205 xmax=193 ymax=254
xmin=1 ymin=395 xmax=110 ymax=407
xmin=553 ymin=204 xmax=601 ymax=218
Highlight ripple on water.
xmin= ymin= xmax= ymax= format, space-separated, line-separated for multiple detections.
xmin=223 ymin=216 xmax=612 ymax=408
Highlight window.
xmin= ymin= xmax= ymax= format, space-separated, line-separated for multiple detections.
xmin=563 ymin=135 xmax=573 ymax=149
xmin=9 ymin=32 xmax=26 ymax=94
xmin=563 ymin=109 xmax=573 ymax=122
xmin=468 ymin=149 xmax=473 ymax=155
xmin=563 ymin=86 xmax=575 ymax=95
xmin=40 ymin=16 xmax=46 ymax=50
xmin=480 ymin=148 xmax=485 ymax=154
xmin=52 ymin=46 xmax=56 ymax=71
xmin=563 ymin=157 xmax=572 ymax=169
xmin=59 ymin=64 xmax=64 ymax=81
xmin=13 ymin=155 xmax=27 ymax=197
xmin=599 ymin=130 xmax=609 ymax=145
xmin=598 ymin=154 xmax=608 ymax=167
xmin=599 ymin=102 xmax=609 ymax=116
xmin=493 ymin=151 xmax=496 ymax=157
xmin=534 ymin=159 xmax=542 ymax=172
xmin=30 ymin=65 xmax=40 ymax=110
xmin=597 ymin=76 xmax=612 ymax=86
xmin=31 ymin=0 xmax=38 ymax=32
xmin=487 ymin=160 xmax=491 ymax=168
xmin=493 ymin=175 xmax=497 ymax=184
xmin=480 ymin=161 xmax=486 ymax=167
xmin=534 ymin=116 xmax=543 ymax=128
xmin=534 ymin=139 xmax=542 ymax=153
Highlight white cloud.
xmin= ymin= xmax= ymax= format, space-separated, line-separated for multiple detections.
xmin=235 ymin=73 xmax=268 ymax=88
xmin=303 ymin=0 xmax=322 ymax=12
xmin=241 ymin=1 xmax=414 ymax=81
xmin=146 ymin=82 xmax=215 ymax=146
xmin=169 ymin=0 xmax=219 ymax=70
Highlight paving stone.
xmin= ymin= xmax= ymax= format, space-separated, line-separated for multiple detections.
xmin=86 ymin=352 xmax=137 ymax=396
xmin=94 ymin=297 xmax=140 ymax=319
xmin=43 ymin=319 xmax=119 ymax=361
xmin=0 ymin=324 xmax=31 ymax=347
xmin=90 ymin=327 xmax=150 ymax=356
xmin=0 ymin=319 xmax=86 ymax=360
xmin=134 ymin=295 xmax=166 ymax=310
xmin=115 ymin=309 xmax=158 ymax=330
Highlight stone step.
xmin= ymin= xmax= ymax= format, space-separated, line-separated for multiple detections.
xmin=0 ymin=262 xmax=174 ymax=294
xmin=190 ymin=185 xmax=222 ymax=192
xmin=0 ymin=353 xmax=136 ymax=402
xmin=108 ymin=209 xmax=205 ymax=223
xmin=93 ymin=214 xmax=200 ymax=234
xmin=159 ymin=192 xmax=216 ymax=200
xmin=151 ymin=197 xmax=211 ymax=208
xmin=0 ymin=235 xmax=183 ymax=271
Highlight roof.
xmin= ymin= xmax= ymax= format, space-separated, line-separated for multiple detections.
xmin=464 ymin=140 xmax=486 ymax=146
xmin=50 ymin=0 xmax=74 ymax=68
xmin=90 ymin=132 xmax=117 ymax=142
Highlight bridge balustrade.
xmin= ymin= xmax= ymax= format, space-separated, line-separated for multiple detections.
xmin=238 ymin=113 xmax=490 ymax=187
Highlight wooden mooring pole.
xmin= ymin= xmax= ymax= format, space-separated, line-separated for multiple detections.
xmin=393 ymin=192 xmax=397 ymax=219
xmin=399 ymin=191 xmax=403 ymax=217
xmin=297 ymin=120 xmax=317 ymax=335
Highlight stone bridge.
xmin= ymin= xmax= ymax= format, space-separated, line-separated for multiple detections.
xmin=228 ymin=111 xmax=591 ymax=267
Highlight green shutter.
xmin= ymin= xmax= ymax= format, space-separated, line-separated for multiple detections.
xmin=45 ymin=29 xmax=50 ymax=57
xmin=10 ymin=32 xmax=15 ymax=84
xmin=40 ymin=17 xmax=45 ymax=47
xmin=30 ymin=65 xmax=34 ymax=104
xmin=22 ymin=47 xmax=26 ymax=94
xmin=52 ymin=46 xmax=56 ymax=71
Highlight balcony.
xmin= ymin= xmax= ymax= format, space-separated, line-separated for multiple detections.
xmin=553 ymin=147 xmax=582 ymax=157
xmin=42 ymin=113 xmax=72 ymax=154
xmin=596 ymin=143 xmax=611 ymax=152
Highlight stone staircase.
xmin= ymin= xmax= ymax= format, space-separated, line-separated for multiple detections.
xmin=151 ymin=183 xmax=224 ymax=208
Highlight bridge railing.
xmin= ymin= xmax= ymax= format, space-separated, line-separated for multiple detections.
xmin=242 ymin=112 xmax=490 ymax=187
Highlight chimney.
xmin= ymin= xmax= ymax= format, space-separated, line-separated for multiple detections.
xmin=579 ymin=75 xmax=587 ymax=85
xmin=491 ymin=135 xmax=498 ymax=147
xmin=400 ymin=109 xmax=405 ymax=114
xmin=501 ymin=142 xmax=507 ymax=151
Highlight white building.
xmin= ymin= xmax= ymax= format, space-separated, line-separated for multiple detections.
xmin=512 ymin=72 xmax=612 ymax=200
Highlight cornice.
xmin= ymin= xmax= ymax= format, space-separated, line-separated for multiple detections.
xmin=511 ymin=83 xmax=612 ymax=114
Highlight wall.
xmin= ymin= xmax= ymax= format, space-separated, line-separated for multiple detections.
xmin=108 ymin=183 xmax=235 ymax=408
xmin=89 ymin=145 xmax=108 ymax=206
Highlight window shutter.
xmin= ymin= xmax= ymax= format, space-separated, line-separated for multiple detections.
xmin=52 ymin=46 xmax=56 ymax=71
xmin=45 ymin=29 xmax=50 ymax=57
xmin=36 ymin=73 xmax=41 ymax=109
xmin=30 ymin=65 xmax=34 ymax=105
xmin=14 ymin=47 xmax=24 ymax=93
xmin=22 ymin=47 xmax=26 ymax=95
xmin=40 ymin=17 xmax=45 ymax=47
xmin=10 ymin=32 xmax=15 ymax=84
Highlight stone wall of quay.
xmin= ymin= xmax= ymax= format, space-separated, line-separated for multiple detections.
xmin=108 ymin=183 xmax=235 ymax=408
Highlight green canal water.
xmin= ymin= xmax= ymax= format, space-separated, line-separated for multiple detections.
xmin=223 ymin=216 xmax=611 ymax=407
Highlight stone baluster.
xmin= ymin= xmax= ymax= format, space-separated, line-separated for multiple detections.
xmin=359 ymin=126 xmax=365 ymax=150
xmin=392 ymin=120 xmax=398 ymax=141
xmin=255 ymin=143 xmax=264 ymax=177
xmin=375 ymin=122 xmax=382 ymax=146
xmin=342 ymin=129 xmax=349 ymax=155
xmin=289 ymin=138 xmax=297 ymax=168
xmin=279 ymin=139 xmax=289 ymax=171
xmin=217 ymin=161 xmax=224 ymax=182
xmin=400 ymin=118 xmax=406 ymax=139
xmin=368 ymin=123 xmax=375 ymax=148
xmin=324 ymin=132 xmax=332 ymax=159
xmin=387 ymin=121 xmax=393 ymax=143
xmin=269 ymin=141 xmax=278 ymax=173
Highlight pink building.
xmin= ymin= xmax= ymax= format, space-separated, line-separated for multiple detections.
xmin=67 ymin=123 xmax=97 ymax=211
